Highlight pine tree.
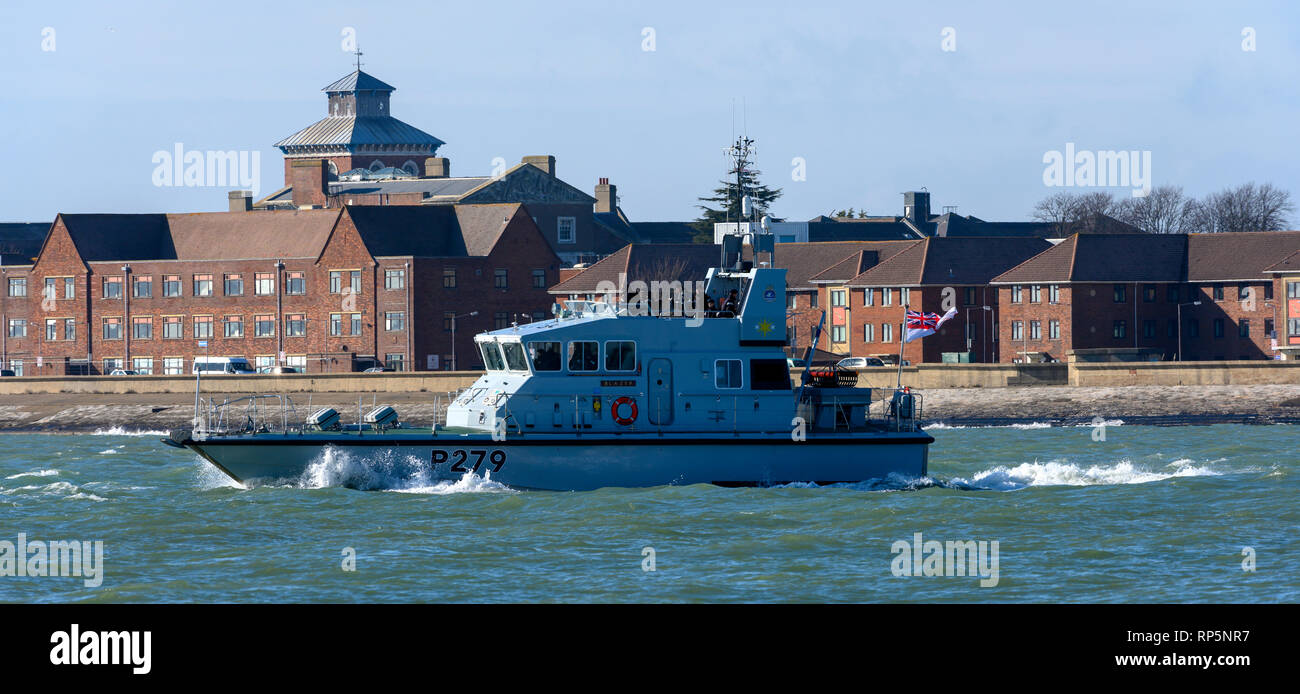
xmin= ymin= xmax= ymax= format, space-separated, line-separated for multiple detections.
xmin=691 ymin=137 xmax=783 ymax=242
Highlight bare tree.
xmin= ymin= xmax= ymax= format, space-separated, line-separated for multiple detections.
xmin=1114 ymin=185 xmax=1191 ymax=234
xmin=1184 ymin=182 xmax=1295 ymax=233
xmin=1031 ymin=191 xmax=1082 ymax=236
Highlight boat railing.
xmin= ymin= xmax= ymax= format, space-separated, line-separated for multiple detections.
xmin=194 ymin=394 xmax=300 ymax=437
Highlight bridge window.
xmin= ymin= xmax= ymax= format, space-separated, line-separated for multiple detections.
xmin=568 ymin=341 xmax=599 ymax=371
xmin=502 ymin=342 xmax=529 ymax=371
xmin=750 ymin=359 xmax=790 ymax=391
xmin=715 ymin=359 xmax=742 ymax=389
xmin=529 ymin=341 xmax=562 ymax=371
xmin=604 ymin=341 xmax=636 ymax=371
xmin=480 ymin=343 xmax=506 ymax=371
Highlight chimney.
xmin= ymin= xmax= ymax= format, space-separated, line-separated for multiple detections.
xmin=290 ymin=159 xmax=329 ymax=209
xmin=227 ymin=190 xmax=253 ymax=212
xmin=522 ymin=155 xmax=556 ymax=177
xmin=424 ymin=157 xmax=451 ymax=178
xmin=594 ymin=178 xmax=616 ymax=214
xmin=903 ymin=191 xmax=930 ymax=225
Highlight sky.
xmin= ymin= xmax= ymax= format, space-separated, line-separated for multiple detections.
xmin=1 ymin=0 xmax=1297 ymax=225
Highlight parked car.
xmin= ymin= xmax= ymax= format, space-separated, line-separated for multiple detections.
xmin=836 ymin=356 xmax=886 ymax=370
xmin=362 ymin=367 xmax=394 ymax=373
xmin=257 ymin=366 xmax=302 ymax=375
xmin=0 ymin=369 xmax=14 ymax=377
xmin=192 ymin=357 xmax=257 ymax=375
xmin=108 ymin=369 xmax=140 ymax=376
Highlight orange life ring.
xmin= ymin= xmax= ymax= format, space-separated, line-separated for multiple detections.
xmin=611 ymin=396 xmax=638 ymax=426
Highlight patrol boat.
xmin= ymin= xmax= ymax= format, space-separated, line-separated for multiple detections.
xmin=165 ymin=231 xmax=933 ymax=491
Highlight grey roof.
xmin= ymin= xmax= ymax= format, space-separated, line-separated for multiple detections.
xmin=630 ymin=222 xmax=702 ymax=244
xmin=0 ymin=223 xmax=50 ymax=261
xmin=322 ymin=70 xmax=396 ymax=93
xmin=329 ymin=177 xmax=489 ymax=198
xmin=275 ymin=115 xmax=446 ymax=150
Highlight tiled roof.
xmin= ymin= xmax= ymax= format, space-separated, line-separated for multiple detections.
xmin=322 ymin=70 xmax=396 ymax=93
xmin=329 ymin=177 xmax=489 ymax=199
xmin=806 ymin=219 xmax=923 ymax=242
xmin=548 ymin=244 xmax=718 ymax=294
xmin=59 ymin=210 xmax=343 ymax=262
xmin=845 ymin=237 xmax=1054 ymax=287
xmin=1187 ymin=231 xmax=1300 ymax=281
xmin=992 ymin=234 xmax=1190 ymax=284
xmin=0 ymin=222 xmax=50 ymax=261
xmin=1264 ymin=250 xmax=1300 ymax=273
xmin=779 ymin=241 xmax=917 ymax=289
xmin=629 ymin=221 xmax=701 ymax=244
xmin=275 ymin=115 xmax=446 ymax=150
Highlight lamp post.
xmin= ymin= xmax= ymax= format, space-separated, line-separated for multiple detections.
xmin=1263 ymin=301 xmax=1278 ymax=358
xmin=1177 ymin=301 xmax=1202 ymax=361
xmin=450 ymin=310 xmax=478 ymax=371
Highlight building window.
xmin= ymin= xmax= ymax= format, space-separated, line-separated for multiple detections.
xmin=1011 ymin=321 xmax=1024 ymax=340
xmin=1167 ymin=285 xmax=1180 ymax=303
xmin=7 ymin=278 xmax=25 ymax=297
xmin=1212 ymin=283 xmax=1224 ymax=301
xmin=831 ymin=325 xmax=846 ymax=343
xmin=224 ymin=315 xmax=243 ymax=338
xmin=1167 ymin=319 xmax=1177 ymax=338
xmin=286 ymin=314 xmax=306 ymax=337
xmin=1030 ymin=320 xmax=1042 ymax=340
xmin=1213 ymin=318 xmax=1224 ymax=338
xmin=494 ymin=312 xmax=508 ymax=330
xmin=45 ymin=319 xmax=57 ymax=341
xmin=1264 ymin=283 xmax=1273 ymax=300
xmin=1143 ymin=284 xmax=1157 ymax=302
xmin=1239 ymin=319 xmax=1250 ymax=338
xmin=557 ymin=217 xmax=576 ymax=244
xmin=1290 ymin=318 xmax=1300 ymax=337
xmin=102 ymin=359 xmax=123 ymax=374
xmin=900 ymin=288 xmax=910 ymax=305
xmin=163 ymin=275 xmax=181 ymax=297
xmin=788 ymin=294 xmax=798 ymax=309
xmin=385 ymin=311 xmax=405 ymax=332
xmin=1113 ymin=284 xmax=1126 ymax=303
xmin=831 ymin=289 xmax=846 ymax=307
xmin=1049 ymin=320 xmax=1060 ymax=339
xmin=163 ymin=357 xmax=184 ymax=375
xmin=224 ymin=273 xmax=243 ymax=296
xmin=882 ymin=289 xmax=893 ymax=307
xmin=44 ymin=276 xmax=75 ymax=300
xmin=1113 ymin=320 xmax=1127 ymax=339
xmin=810 ymin=292 xmax=818 ymax=308
xmin=193 ymin=315 xmax=213 ymax=338
xmin=1030 ymin=285 xmax=1041 ymax=303
xmin=102 ymin=276 xmax=123 ymax=299
xmin=965 ymin=287 xmax=977 ymax=305
xmin=443 ymin=312 xmax=455 ymax=332
xmin=329 ymin=313 xmax=361 ymax=336
xmin=132 ymin=316 xmax=152 ymax=340
xmin=287 ymin=355 xmax=307 ymax=370
xmin=1049 ymin=285 xmax=1060 ymax=304
xmin=193 ymin=274 xmax=213 ymax=297
xmin=443 ymin=267 xmax=457 ymax=288
xmin=882 ymin=322 xmax=893 ymax=343
xmin=1264 ymin=318 xmax=1275 ymax=338
xmin=1011 ymin=285 xmax=1022 ymax=303
xmin=1144 ymin=320 xmax=1156 ymax=338
xmin=1290 ymin=282 xmax=1300 ymax=299
xmin=714 ymin=359 xmax=742 ymax=389
xmin=329 ymin=270 xmax=361 ymax=294
xmin=532 ymin=269 xmax=546 ymax=289
xmin=8 ymin=319 xmax=26 ymax=338
xmin=255 ymin=273 xmax=275 ymax=296
xmin=863 ymin=288 xmax=874 ymax=307
xmin=102 ymin=317 xmax=122 ymax=340
xmin=134 ymin=276 xmax=152 ymax=298
xmin=385 ymin=269 xmax=405 ymax=290
xmin=864 ymin=323 xmax=874 ymax=343
xmin=494 ymin=269 xmax=508 ymax=289
xmin=385 ymin=353 xmax=406 ymax=372
xmin=163 ymin=316 xmax=183 ymax=339
xmin=285 ymin=271 xmax=306 ymax=295
xmin=132 ymin=357 xmax=153 ymax=375
xmin=1187 ymin=319 xmax=1200 ymax=338
xmin=255 ymin=314 xmax=274 ymax=338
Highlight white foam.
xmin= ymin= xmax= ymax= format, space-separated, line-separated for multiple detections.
xmin=923 ymin=421 xmax=1052 ymax=430
xmin=390 ymin=470 xmax=515 ymax=495
xmin=953 ymin=459 xmax=1222 ymax=491
xmin=98 ymin=449 xmax=119 ymax=455
xmin=90 ymin=426 xmax=169 ymax=436
xmin=194 ymin=461 xmax=247 ymax=490
xmin=5 ymin=469 xmax=59 ymax=480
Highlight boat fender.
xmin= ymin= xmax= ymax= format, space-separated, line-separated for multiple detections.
xmin=612 ymin=396 xmax=638 ymax=426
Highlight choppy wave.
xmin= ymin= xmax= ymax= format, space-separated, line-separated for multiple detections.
xmin=951 ymin=459 xmax=1222 ymax=491
xmin=0 ymin=480 xmax=106 ymax=501
xmin=194 ymin=461 xmax=247 ymax=491
xmin=5 ymin=469 xmax=59 ymax=480
xmin=925 ymin=421 xmax=1053 ymax=430
xmin=296 ymin=446 xmax=513 ymax=494
xmin=771 ymin=473 xmax=943 ymax=492
xmin=91 ymin=426 xmax=169 ymax=436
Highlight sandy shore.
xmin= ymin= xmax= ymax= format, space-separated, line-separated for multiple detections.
xmin=0 ymin=384 xmax=1298 ymax=434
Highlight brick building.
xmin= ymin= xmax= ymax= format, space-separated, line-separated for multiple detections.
xmin=990 ymin=232 xmax=1300 ymax=362
xmin=0 ymin=204 xmax=559 ymax=376
xmin=1265 ymin=250 xmax=1300 ymax=359
xmin=254 ymin=67 xmax=635 ymax=265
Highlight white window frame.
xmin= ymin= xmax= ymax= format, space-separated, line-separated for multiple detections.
xmin=557 ymin=216 xmax=577 ymax=244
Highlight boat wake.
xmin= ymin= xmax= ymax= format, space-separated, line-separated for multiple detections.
xmin=91 ymin=426 xmax=170 ymax=436
xmin=950 ymin=459 xmax=1223 ymax=491
xmin=295 ymin=446 xmax=513 ymax=494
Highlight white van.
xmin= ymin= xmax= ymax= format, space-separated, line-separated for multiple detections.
xmin=192 ymin=357 xmax=257 ymax=375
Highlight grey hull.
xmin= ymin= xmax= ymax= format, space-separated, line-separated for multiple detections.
xmin=185 ymin=432 xmax=932 ymax=491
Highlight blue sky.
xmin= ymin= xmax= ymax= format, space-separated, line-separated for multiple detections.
xmin=1 ymin=0 xmax=1297 ymax=224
